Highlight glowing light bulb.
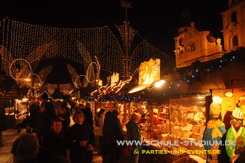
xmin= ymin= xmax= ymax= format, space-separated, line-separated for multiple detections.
xmin=154 ymin=80 xmax=166 ymax=88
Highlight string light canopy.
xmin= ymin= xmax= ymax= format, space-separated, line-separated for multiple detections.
xmin=0 ymin=18 xmax=174 ymax=79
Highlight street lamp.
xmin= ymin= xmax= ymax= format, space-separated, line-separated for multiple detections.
xmin=128 ymin=80 xmax=166 ymax=94
xmin=153 ymin=80 xmax=166 ymax=88
xmin=24 ymin=78 xmax=31 ymax=82
xmin=21 ymin=97 xmax=28 ymax=102
xmin=128 ymin=84 xmax=151 ymax=94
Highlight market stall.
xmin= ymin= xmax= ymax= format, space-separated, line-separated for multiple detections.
xmin=90 ymin=58 xmax=208 ymax=162
xmin=0 ymin=92 xmax=19 ymax=129
xmin=169 ymin=95 xmax=208 ymax=160
xmin=211 ymin=89 xmax=245 ymax=129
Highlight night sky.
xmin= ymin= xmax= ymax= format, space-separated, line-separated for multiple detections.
xmin=0 ymin=0 xmax=228 ymax=57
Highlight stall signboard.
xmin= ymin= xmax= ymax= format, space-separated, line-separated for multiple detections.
xmin=138 ymin=58 xmax=160 ymax=85
xmin=111 ymin=72 xmax=119 ymax=86
xmin=98 ymin=79 xmax=103 ymax=86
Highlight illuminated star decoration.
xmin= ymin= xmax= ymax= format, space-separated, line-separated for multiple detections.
xmin=121 ymin=0 xmax=132 ymax=9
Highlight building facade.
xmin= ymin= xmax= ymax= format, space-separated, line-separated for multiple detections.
xmin=221 ymin=0 xmax=245 ymax=52
xmin=174 ymin=0 xmax=245 ymax=69
xmin=174 ymin=22 xmax=223 ymax=68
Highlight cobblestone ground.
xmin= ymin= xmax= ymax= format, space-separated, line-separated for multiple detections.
xmin=0 ymin=128 xmax=103 ymax=163
xmin=0 ymin=129 xmax=19 ymax=163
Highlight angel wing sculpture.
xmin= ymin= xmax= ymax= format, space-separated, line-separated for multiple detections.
xmin=0 ymin=41 xmax=55 ymax=82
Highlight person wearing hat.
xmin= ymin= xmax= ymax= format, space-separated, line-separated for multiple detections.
xmin=226 ymin=107 xmax=245 ymax=158
xmin=203 ymin=98 xmax=226 ymax=163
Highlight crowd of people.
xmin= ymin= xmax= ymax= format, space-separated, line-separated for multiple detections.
xmin=3 ymin=98 xmax=142 ymax=163
xmin=6 ymin=98 xmax=94 ymax=163
xmin=3 ymin=98 xmax=245 ymax=163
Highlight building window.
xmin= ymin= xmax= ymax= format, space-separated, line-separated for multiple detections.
xmin=232 ymin=35 xmax=238 ymax=47
xmin=179 ymin=38 xmax=183 ymax=46
xmin=190 ymin=43 xmax=196 ymax=51
xmin=231 ymin=12 xmax=237 ymax=23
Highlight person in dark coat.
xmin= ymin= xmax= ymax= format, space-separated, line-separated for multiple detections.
xmin=41 ymin=119 xmax=67 ymax=157
xmin=27 ymin=102 xmax=39 ymax=133
xmin=34 ymin=104 xmax=53 ymax=144
xmin=81 ymin=103 xmax=93 ymax=130
xmin=97 ymin=109 xmax=106 ymax=155
xmin=126 ymin=113 xmax=141 ymax=163
xmin=0 ymin=105 xmax=7 ymax=147
xmin=11 ymin=133 xmax=40 ymax=163
xmin=102 ymin=107 xmax=114 ymax=161
xmin=103 ymin=109 xmax=125 ymax=163
xmin=56 ymin=106 xmax=70 ymax=134
xmin=68 ymin=111 xmax=95 ymax=163
xmin=103 ymin=108 xmax=115 ymax=126
xmin=43 ymin=99 xmax=56 ymax=120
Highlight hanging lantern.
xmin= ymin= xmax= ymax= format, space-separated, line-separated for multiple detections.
xmin=225 ymin=92 xmax=233 ymax=97
xmin=212 ymin=96 xmax=223 ymax=104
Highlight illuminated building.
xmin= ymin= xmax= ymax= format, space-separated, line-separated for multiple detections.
xmin=221 ymin=0 xmax=245 ymax=52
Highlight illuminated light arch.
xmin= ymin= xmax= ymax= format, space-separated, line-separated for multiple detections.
xmin=74 ymin=75 xmax=89 ymax=88
xmin=26 ymin=73 xmax=42 ymax=89
xmin=9 ymin=58 xmax=32 ymax=80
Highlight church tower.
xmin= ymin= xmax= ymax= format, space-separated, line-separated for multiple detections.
xmin=221 ymin=0 xmax=245 ymax=52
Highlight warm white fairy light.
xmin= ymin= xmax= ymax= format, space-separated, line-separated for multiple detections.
xmin=74 ymin=75 xmax=89 ymax=88
xmin=0 ymin=18 xmax=174 ymax=88
xmin=37 ymin=66 xmax=53 ymax=83
xmin=0 ymin=45 xmax=13 ymax=76
xmin=66 ymin=63 xmax=80 ymax=87
xmin=9 ymin=58 xmax=32 ymax=80
xmin=116 ymin=25 xmax=136 ymax=49
xmin=26 ymin=73 xmax=42 ymax=89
